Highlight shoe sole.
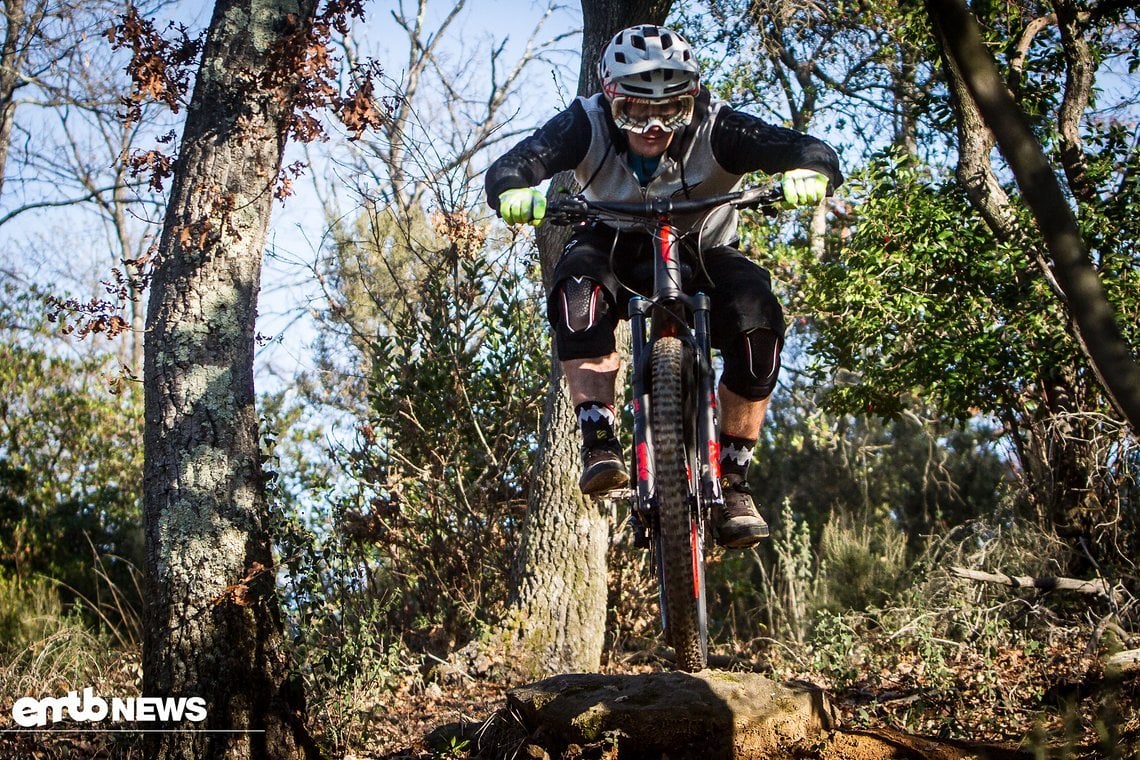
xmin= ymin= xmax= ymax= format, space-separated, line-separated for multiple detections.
xmin=580 ymin=468 xmax=630 ymax=495
xmin=716 ymin=525 xmax=770 ymax=549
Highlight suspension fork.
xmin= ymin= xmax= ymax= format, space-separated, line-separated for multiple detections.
xmin=629 ymin=296 xmax=655 ymax=514
xmin=693 ymin=291 xmax=724 ymax=511
xmin=630 ymin=219 xmax=683 ymax=515
xmin=631 ymin=218 xmax=683 ymax=515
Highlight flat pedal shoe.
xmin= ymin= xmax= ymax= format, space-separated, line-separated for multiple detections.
xmin=715 ymin=478 xmax=769 ymax=548
xmin=579 ymin=445 xmax=629 ymax=495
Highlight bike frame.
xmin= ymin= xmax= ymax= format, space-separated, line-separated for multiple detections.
xmin=546 ymin=186 xmax=783 ymax=668
xmin=627 ymin=213 xmax=723 ymax=552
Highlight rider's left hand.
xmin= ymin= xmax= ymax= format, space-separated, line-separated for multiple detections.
xmin=782 ymin=169 xmax=829 ymax=207
xmin=498 ymin=188 xmax=547 ymax=226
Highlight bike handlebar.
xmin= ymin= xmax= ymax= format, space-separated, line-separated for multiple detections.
xmin=545 ymin=185 xmax=785 ymax=226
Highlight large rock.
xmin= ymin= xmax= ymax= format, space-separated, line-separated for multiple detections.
xmin=506 ymin=670 xmax=833 ymax=759
xmin=502 ymin=671 xmax=1037 ymax=759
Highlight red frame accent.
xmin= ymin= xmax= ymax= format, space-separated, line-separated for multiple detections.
xmin=659 ymin=222 xmax=678 ymax=338
xmin=691 ymin=520 xmax=701 ymax=599
xmin=637 ymin=441 xmax=651 ymax=483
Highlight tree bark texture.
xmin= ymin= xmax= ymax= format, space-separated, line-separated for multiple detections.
xmin=924 ymin=0 xmax=1140 ymax=432
xmin=1051 ymin=0 xmax=1095 ymax=203
xmin=501 ymin=361 xmax=612 ymax=677
xmin=142 ymin=0 xmax=318 ymax=757
xmin=495 ymin=0 xmax=672 ymax=679
xmin=577 ymin=0 xmax=674 ymax=90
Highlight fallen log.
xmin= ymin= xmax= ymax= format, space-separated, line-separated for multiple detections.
xmin=949 ymin=566 xmax=1120 ymax=602
xmin=1105 ymin=648 xmax=1140 ymax=677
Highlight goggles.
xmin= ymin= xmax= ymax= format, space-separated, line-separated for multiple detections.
xmin=609 ymin=95 xmax=695 ymax=134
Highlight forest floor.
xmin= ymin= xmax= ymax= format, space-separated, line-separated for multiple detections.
xmin=0 ymin=632 xmax=1135 ymax=758
xmin=352 ymin=648 xmax=1140 ymax=760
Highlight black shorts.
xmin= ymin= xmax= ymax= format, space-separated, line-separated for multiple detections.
xmin=546 ymin=223 xmax=785 ymax=361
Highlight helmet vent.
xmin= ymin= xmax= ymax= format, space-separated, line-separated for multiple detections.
xmin=598 ymin=24 xmax=700 ymax=102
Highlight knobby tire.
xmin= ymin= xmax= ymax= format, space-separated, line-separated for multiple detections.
xmin=651 ymin=336 xmax=708 ymax=672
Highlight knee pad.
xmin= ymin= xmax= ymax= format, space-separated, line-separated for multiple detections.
xmin=557 ymin=276 xmax=609 ymax=333
xmin=721 ymin=328 xmax=782 ymax=401
xmin=552 ymin=276 xmax=617 ymax=360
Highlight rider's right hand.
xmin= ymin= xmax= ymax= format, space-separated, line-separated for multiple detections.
xmin=498 ymin=188 xmax=547 ymax=226
xmin=781 ymin=169 xmax=829 ymax=206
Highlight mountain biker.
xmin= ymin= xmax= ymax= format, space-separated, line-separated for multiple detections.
xmin=485 ymin=24 xmax=843 ymax=549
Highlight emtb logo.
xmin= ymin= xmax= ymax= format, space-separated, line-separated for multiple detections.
xmin=11 ymin=687 xmax=208 ymax=727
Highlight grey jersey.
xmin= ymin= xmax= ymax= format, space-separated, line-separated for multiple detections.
xmin=485 ymin=87 xmax=843 ymax=250
xmin=574 ymin=93 xmax=743 ymax=246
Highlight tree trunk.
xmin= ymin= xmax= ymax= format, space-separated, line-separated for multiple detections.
xmin=929 ymin=14 xmax=1103 ymax=541
xmin=495 ymin=360 xmax=612 ymax=677
xmin=490 ymin=0 xmax=671 ymax=679
xmin=577 ymin=0 xmax=674 ymax=88
xmin=893 ymin=47 xmax=920 ymax=155
xmin=142 ymin=0 xmax=318 ymax=757
xmin=1051 ymin=0 xmax=1096 ymax=204
xmin=0 ymin=0 xmax=28 ymax=199
xmin=923 ymin=0 xmax=1140 ymax=432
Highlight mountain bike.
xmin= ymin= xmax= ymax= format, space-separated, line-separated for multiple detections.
xmin=546 ymin=185 xmax=783 ymax=672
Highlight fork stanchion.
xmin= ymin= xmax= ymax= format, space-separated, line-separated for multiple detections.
xmin=628 ymin=296 xmax=656 ymax=520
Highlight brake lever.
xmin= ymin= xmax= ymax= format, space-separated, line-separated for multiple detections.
xmin=545 ymin=195 xmax=590 ymax=226
xmin=734 ymin=185 xmax=785 ymax=217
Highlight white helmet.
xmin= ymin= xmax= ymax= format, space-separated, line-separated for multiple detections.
xmin=598 ymin=24 xmax=700 ymax=101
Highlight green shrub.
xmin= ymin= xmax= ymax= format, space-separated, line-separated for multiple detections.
xmin=0 ymin=572 xmax=72 ymax=659
xmin=784 ymin=518 xmax=1137 ymax=753
xmin=818 ymin=512 xmax=908 ymax=613
xmin=0 ymin=570 xmax=136 ymax=704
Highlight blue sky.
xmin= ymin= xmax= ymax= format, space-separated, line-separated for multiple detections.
xmin=257 ymin=0 xmax=583 ymax=384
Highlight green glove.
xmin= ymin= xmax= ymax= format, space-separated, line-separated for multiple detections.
xmin=782 ymin=169 xmax=829 ymax=206
xmin=498 ymin=188 xmax=547 ymax=226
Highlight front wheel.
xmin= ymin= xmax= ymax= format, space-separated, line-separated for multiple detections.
xmin=650 ymin=336 xmax=708 ymax=671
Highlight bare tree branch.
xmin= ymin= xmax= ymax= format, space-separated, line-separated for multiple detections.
xmin=1007 ymin=14 xmax=1055 ymax=96
xmin=949 ymin=565 xmax=1123 ymax=602
xmin=0 ymin=183 xmax=130 ymax=225
xmin=1052 ymin=0 xmax=1096 ymax=202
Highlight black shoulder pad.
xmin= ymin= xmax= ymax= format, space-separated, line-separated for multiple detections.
xmin=712 ymin=106 xmax=843 ymax=188
xmin=485 ymin=101 xmax=593 ymax=208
